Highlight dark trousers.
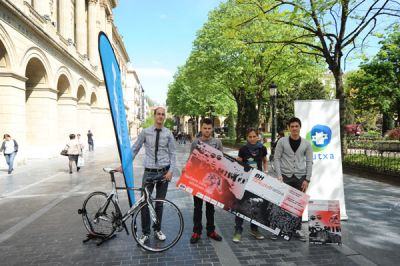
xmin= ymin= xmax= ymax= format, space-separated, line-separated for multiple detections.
xmin=193 ymin=196 xmax=215 ymax=234
xmin=283 ymin=174 xmax=306 ymax=231
xmin=88 ymin=142 xmax=94 ymax=151
xmin=235 ymin=216 xmax=258 ymax=233
xmin=141 ymin=170 xmax=169 ymax=235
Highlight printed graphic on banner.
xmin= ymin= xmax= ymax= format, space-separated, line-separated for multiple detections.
xmin=295 ymin=100 xmax=347 ymax=220
xmin=177 ymin=141 xmax=309 ymax=236
xmin=98 ymin=32 xmax=134 ymax=206
xmin=308 ymin=200 xmax=341 ymax=244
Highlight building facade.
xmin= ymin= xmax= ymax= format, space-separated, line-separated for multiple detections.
xmin=0 ymin=0 xmax=141 ymax=161
xmin=125 ymin=68 xmax=145 ymax=138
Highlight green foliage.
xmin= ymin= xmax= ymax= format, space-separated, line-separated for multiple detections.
xmin=225 ymin=110 xmax=236 ymax=139
xmin=276 ymin=79 xmax=330 ymax=130
xmin=164 ymin=118 xmax=175 ymax=130
xmin=167 ymin=0 xmax=323 ymax=141
xmin=143 ymin=115 xmax=154 ymax=128
xmin=346 ymin=25 xmax=400 ymax=134
xmin=344 ymin=154 xmax=400 ymax=174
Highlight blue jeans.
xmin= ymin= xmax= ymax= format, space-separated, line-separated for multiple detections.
xmin=4 ymin=152 xmax=16 ymax=172
xmin=141 ymin=170 xmax=169 ymax=235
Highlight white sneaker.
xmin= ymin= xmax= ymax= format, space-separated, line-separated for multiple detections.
xmin=138 ymin=234 xmax=149 ymax=244
xmin=155 ymin=230 xmax=166 ymax=241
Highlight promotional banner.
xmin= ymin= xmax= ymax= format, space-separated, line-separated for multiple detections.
xmin=177 ymin=141 xmax=309 ymax=236
xmin=308 ymin=200 xmax=341 ymax=244
xmin=98 ymin=32 xmax=134 ymax=206
xmin=294 ymin=100 xmax=347 ymax=219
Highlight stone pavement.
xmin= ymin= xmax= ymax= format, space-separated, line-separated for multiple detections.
xmin=0 ymin=143 xmax=397 ymax=265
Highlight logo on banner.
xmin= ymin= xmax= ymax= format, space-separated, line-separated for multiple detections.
xmin=306 ymin=124 xmax=334 ymax=160
xmin=306 ymin=124 xmax=332 ymax=152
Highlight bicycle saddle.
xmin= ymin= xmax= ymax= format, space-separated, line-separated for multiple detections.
xmin=103 ymin=167 xmax=118 ymax=173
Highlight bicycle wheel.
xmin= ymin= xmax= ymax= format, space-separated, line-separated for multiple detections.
xmin=131 ymin=199 xmax=184 ymax=252
xmin=81 ymin=191 xmax=117 ymax=238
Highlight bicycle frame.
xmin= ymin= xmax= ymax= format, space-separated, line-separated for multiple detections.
xmin=98 ymin=171 xmax=160 ymax=227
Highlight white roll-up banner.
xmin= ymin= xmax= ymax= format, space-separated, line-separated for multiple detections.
xmin=294 ymin=100 xmax=348 ymax=220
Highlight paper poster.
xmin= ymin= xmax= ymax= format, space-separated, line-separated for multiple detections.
xmin=308 ymin=200 xmax=342 ymax=244
xmin=177 ymin=141 xmax=310 ymax=236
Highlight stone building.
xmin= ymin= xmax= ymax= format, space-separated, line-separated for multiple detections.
xmin=125 ymin=68 xmax=144 ymax=138
xmin=0 ymin=0 xmax=142 ymax=162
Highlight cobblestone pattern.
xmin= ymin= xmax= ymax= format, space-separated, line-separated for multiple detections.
xmin=214 ymin=207 xmax=358 ymax=266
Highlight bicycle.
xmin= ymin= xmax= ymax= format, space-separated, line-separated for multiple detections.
xmin=78 ymin=168 xmax=184 ymax=252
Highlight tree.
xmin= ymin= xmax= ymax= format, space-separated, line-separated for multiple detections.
xmin=167 ymin=1 xmax=322 ymax=142
xmin=276 ymin=79 xmax=330 ymax=130
xmin=346 ymin=24 xmax=400 ymax=135
xmin=235 ymin=0 xmax=400 ymax=154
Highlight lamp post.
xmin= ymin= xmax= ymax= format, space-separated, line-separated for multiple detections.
xmin=269 ymin=83 xmax=278 ymax=145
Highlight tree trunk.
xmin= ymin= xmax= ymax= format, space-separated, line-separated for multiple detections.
xmin=396 ymin=100 xmax=400 ymax=127
xmin=382 ymin=112 xmax=394 ymax=136
xmin=332 ymin=69 xmax=346 ymax=157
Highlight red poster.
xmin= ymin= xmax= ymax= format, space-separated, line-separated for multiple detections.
xmin=177 ymin=141 xmax=309 ymax=237
xmin=308 ymin=200 xmax=342 ymax=244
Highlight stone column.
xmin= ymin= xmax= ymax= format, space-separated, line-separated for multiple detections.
xmin=0 ymin=72 xmax=27 ymax=164
xmin=88 ymin=0 xmax=97 ymax=63
xmin=77 ymin=102 xmax=91 ymax=139
xmin=99 ymin=2 xmax=106 ymax=33
xmin=57 ymin=96 xmax=78 ymax=143
xmin=0 ymin=72 xmax=27 ymax=141
xmin=75 ymin=0 xmax=87 ymax=55
xmin=58 ymin=0 xmax=68 ymax=38
xmin=68 ymin=0 xmax=74 ymax=43
xmin=33 ymin=0 xmax=50 ymax=18
xmin=107 ymin=15 xmax=113 ymax=40
xmin=25 ymin=87 xmax=58 ymax=157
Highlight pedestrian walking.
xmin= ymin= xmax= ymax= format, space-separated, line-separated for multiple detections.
xmin=190 ymin=118 xmax=223 ymax=244
xmin=119 ymin=106 xmax=176 ymax=244
xmin=273 ymin=117 xmax=313 ymax=241
xmin=0 ymin=134 xmax=18 ymax=174
xmin=87 ymin=130 xmax=94 ymax=151
xmin=65 ymin=134 xmax=82 ymax=174
xmin=77 ymin=134 xmax=85 ymax=152
xmin=232 ymin=128 xmax=268 ymax=243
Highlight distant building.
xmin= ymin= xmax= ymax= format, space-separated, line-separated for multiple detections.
xmin=125 ymin=68 xmax=143 ymax=138
xmin=0 ymin=0 xmax=142 ymax=160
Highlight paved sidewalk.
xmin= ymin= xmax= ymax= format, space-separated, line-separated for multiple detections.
xmin=0 ymin=143 xmax=397 ymax=265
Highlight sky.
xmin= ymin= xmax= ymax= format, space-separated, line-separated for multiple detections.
xmin=113 ymin=1 xmax=395 ymax=105
xmin=113 ymin=0 xmax=224 ymax=105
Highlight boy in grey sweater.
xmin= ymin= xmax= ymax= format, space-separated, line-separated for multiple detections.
xmin=273 ymin=117 xmax=313 ymax=241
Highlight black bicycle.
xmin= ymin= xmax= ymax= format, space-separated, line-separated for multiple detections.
xmin=78 ymin=168 xmax=184 ymax=252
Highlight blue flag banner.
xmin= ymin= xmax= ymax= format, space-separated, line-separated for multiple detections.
xmin=98 ymin=32 xmax=135 ymax=206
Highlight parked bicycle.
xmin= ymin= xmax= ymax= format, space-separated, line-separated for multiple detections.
xmin=78 ymin=168 xmax=184 ymax=252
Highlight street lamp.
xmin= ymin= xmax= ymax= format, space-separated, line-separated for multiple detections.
xmin=269 ymin=83 xmax=278 ymax=145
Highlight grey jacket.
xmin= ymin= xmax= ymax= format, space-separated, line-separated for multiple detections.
xmin=273 ymin=136 xmax=313 ymax=181
xmin=0 ymin=139 xmax=18 ymax=154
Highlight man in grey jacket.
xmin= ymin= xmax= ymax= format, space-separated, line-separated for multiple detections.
xmin=273 ymin=117 xmax=313 ymax=241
